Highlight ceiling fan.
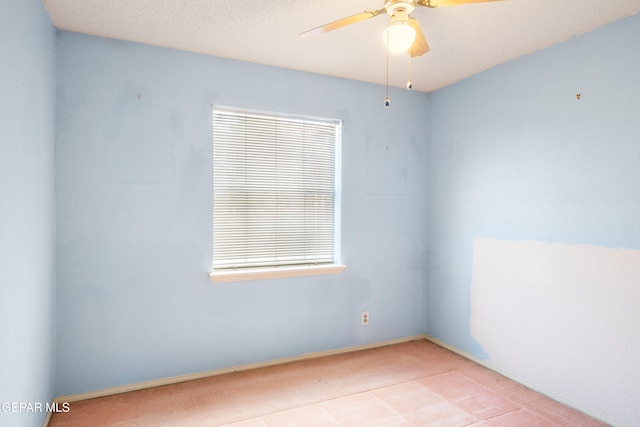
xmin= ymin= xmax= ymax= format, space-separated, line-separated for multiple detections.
xmin=301 ymin=0 xmax=502 ymax=57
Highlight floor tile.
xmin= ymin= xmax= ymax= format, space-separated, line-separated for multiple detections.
xmin=453 ymin=389 xmax=520 ymax=420
xmin=373 ymin=380 xmax=477 ymax=427
xmin=498 ymin=382 xmax=550 ymax=407
xmin=218 ymin=417 xmax=268 ymax=427
xmin=322 ymin=392 xmax=412 ymax=427
xmin=263 ymin=404 xmax=340 ymax=427
xmin=486 ymin=408 xmax=557 ymax=427
xmin=528 ymin=399 xmax=608 ymax=426
xmin=419 ymin=371 xmax=489 ymax=402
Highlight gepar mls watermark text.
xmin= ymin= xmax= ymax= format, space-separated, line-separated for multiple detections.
xmin=1 ymin=402 xmax=70 ymax=413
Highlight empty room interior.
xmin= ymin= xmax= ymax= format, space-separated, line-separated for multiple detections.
xmin=2 ymin=0 xmax=640 ymax=426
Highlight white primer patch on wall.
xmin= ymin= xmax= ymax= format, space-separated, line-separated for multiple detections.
xmin=470 ymin=237 xmax=640 ymax=426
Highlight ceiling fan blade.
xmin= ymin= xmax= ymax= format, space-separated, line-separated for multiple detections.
xmin=300 ymin=9 xmax=386 ymax=37
xmin=416 ymin=0 xmax=502 ymax=7
xmin=408 ymin=17 xmax=429 ymax=57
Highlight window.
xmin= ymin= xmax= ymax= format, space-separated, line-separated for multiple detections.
xmin=210 ymin=107 xmax=345 ymax=283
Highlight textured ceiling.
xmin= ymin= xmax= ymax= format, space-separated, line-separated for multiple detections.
xmin=44 ymin=0 xmax=640 ymax=92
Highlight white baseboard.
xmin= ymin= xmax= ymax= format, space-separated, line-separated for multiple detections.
xmin=41 ymin=410 xmax=52 ymax=427
xmin=53 ymin=334 xmax=428 ymax=404
xmin=422 ymin=334 xmax=617 ymax=427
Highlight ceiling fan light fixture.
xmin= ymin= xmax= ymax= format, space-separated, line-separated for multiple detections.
xmin=382 ymin=10 xmax=416 ymax=54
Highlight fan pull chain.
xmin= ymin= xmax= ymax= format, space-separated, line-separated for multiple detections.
xmin=384 ymin=30 xmax=390 ymax=108
xmin=406 ymin=54 xmax=413 ymax=90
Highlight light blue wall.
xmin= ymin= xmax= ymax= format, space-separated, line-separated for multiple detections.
xmin=54 ymin=33 xmax=429 ymax=395
xmin=0 ymin=1 xmax=56 ymax=426
xmin=427 ymin=13 xmax=640 ymax=425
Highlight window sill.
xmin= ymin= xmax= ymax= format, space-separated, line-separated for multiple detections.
xmin=209 ymin=264 xmax=346 ymax=283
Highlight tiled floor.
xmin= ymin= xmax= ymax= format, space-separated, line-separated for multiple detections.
xmin=48 ymin=339 xmax=608 ymax=426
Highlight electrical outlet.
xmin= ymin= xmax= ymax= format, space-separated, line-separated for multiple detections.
xmin=361 ymin=311 xmax=369 ymax=326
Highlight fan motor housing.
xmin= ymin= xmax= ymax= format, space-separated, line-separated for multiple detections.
xmin=384 ymin=0 xmax=416 ymax=15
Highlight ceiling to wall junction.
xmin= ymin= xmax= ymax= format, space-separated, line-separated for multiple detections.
xmin=44 ymin=0 xmax=640 ymax=92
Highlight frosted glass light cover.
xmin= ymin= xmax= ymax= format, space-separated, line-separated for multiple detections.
xmin=383 ymin=22 xmax=416 ymax=54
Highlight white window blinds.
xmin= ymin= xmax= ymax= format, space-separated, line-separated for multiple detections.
xmin=213 ymin=107 xmax=340 ymax=270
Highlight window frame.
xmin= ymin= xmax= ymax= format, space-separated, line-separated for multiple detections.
xmin=209 ymin=106 xmax=345 ymax=283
